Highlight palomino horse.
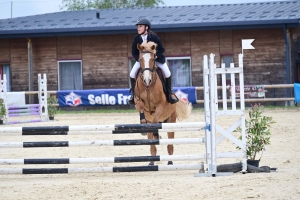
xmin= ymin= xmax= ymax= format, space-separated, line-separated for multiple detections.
xmin=133 ymin=41 xmax=192 ymax=165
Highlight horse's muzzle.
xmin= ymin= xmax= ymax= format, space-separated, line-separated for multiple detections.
xmin=143 ymin=79 xmax=152 ymax=87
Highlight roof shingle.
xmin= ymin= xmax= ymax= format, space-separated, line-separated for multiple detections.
xmin=0 ymin=1 xmax=299 ymax=38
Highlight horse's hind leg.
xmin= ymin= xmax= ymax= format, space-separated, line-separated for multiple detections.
xmin=167 ymin=131 xmax=174 ymax=165
xmin=166 ymin=111 xmax=177 ymax=165
xmin=148 ymin=132 xmax=158 ymax=166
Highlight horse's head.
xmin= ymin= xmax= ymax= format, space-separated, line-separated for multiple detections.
xmin=137 ymin=41 xmax=157 ymax=86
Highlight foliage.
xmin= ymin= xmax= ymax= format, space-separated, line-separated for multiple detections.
xmin=48 ymin=95 xmax=59 ymax=117
xmin=236 ymin=103 xmax=276 ymax=160
xmin=0 ymin=98 xmax=7 ymax=118
xmin=60 ymin=0 xmax=165 ymax=10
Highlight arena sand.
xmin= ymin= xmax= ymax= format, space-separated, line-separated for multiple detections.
xmin=0 ymin=108 xmax=299 ymax=200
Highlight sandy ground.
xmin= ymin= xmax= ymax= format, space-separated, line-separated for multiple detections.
xmin=0 ymin=108 xmax=299 ymax=200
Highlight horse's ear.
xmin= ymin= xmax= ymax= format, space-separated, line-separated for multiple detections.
xmin=151 ymin=45 xmax=156 ymax=51
xmin=137 ymin=44 xmax=143 ymax=51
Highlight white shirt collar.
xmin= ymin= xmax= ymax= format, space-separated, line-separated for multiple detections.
xmin=141 ymin=34 xmax=148 ymax=42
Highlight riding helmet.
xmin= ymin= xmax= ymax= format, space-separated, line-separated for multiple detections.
xmin=135 ymin=18 xmax=151 ymax=29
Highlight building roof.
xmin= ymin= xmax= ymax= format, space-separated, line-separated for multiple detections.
xmin=0 ymin=1 xmax=299 ymax=38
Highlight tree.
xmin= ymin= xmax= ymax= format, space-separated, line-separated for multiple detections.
xmin=60 ymin=0 xmax=165 ymax=10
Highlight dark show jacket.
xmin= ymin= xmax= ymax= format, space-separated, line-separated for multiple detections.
xmin=131 ymin=33 xmax=166 ymax=64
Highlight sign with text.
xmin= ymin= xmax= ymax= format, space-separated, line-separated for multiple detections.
xmin=57 ymin=87 xmax=197 ymax=107
xmin=231 ymin=85 xmax=265 ymax=98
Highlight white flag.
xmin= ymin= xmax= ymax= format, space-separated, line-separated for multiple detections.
xmin=242 ymin=39 xmax=255 ymax=50
xmin=242 ymin=39 xmax=255 ymax=55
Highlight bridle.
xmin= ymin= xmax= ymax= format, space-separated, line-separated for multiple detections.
xmin=136 ymin=50 xmax=158 ymax=115
xmin=138 ymin=50 xmax=158 ymax=88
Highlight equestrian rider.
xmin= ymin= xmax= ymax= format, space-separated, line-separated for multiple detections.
xmin=128 ymin=18 xmax=179 ymax=104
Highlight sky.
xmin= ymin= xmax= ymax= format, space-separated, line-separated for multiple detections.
xmin=0 ymin=0 xmax=291 ymax=20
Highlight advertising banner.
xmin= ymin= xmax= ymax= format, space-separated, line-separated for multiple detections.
xmin=57 ymin=87 xmax=197 ymax=107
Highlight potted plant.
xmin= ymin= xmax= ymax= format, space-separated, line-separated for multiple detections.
xmin=47 ymin=95 xmax=58 ymax=120
xmin=236 ymin=103 xmax=276 ymax=167
xmin=0 ymin=98 xmax=7 ymax=125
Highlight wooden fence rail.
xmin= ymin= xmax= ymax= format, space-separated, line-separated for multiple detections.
xmin=23 ymin=84 xmax=296 ymax=105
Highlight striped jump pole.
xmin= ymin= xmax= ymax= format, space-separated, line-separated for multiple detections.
xmin=0 ymin=122 xmax=208 ymax=135
xmin=0 ymin=152 xmax=244 ymax=165
xmin=7 ymin=119 xmax=42 ymax=124
xmin=0 ymin=138 xmax=205 ymax=148
xmin=0 ymin=154 xmax=206 ymax=165
xmin=8 ymin=104 xmax=41 ymax=109
xmin=0 ymin=164 xmax=203 ymax=174
xmin=6 ymin=104 xmax=41 ymax=124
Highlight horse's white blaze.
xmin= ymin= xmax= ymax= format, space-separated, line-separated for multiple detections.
xmin=142 ymin=53 xmax=152 ymax=85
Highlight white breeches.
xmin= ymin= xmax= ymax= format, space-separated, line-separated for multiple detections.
xmin=130 ymin=61 xmax=171 ymax=78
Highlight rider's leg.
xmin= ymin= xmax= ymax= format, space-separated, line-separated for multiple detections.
xmin=128 ymin=62 xmax=140 ymax=104
xmin=155 ymin=62 xmax=179 ymax=104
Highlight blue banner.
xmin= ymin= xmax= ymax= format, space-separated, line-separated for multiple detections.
xmin=294 ymin=83 xmax=300 ymax=103
xmin=57 ymin=87 xmax=197 ymax=107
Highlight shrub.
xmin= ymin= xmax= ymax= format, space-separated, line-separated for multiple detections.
xmin=47 ymin=95 xmax=58 ymax=117
xmin=236 ymin=103 xmax=276 ymax=160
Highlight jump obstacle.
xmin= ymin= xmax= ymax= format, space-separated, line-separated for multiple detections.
xmin=0 ymin=53 xmax=246 ymax=176
xmin=0 ymin=74 xmax=48 ymax=124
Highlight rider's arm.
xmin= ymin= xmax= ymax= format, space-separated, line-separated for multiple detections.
xmin=132 ymin=35 xmax=140 ymax=62
xmin=153 ymin=35 xmax=165 ymax=60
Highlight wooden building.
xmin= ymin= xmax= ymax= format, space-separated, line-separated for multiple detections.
xmin=0 ymin=1 xmax=300 ymax=102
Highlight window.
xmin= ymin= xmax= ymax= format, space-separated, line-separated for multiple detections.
xmin=221 ymin=56 xmax=233 ymax=85
xmin=58 ymin=61 xmax=82 ymax=90
xmin=167 ymin=57 xmax=192 ymax=87
xmin=0 ymin=64 xmax=11 ymax=92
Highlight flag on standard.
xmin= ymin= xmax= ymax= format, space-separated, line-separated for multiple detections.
xmin=242 ymin=39 xmax=255 ymax=54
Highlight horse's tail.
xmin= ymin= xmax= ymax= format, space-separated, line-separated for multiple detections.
xmin=176 ymin=99 xmax=192 ymax=121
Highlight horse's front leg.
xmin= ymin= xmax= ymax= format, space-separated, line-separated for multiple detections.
xmin=147 ymin=104 xmax=164 ymax=166
xmin=151 ymin=103 xmax=164 ymax=123
xmin=148 ymin=131 xmax=158 ymax=166
xmin=135 ymin=100 xmax=145 ymax=123
xmin=135 ymin=100 xmax=148 ymax=136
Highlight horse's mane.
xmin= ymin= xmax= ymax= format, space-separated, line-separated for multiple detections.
xmin=140 ymin=41 xmax=157 ymax=54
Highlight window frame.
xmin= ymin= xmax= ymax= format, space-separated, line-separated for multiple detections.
xmin=221 ymin=55 xmax=233 ymax=85
xmin=57 ymin=60 xmax=83 ymax=91
xmin=0 ymin=63 xmax=11 ymax=92
xmin=166 ymin=56 xmax=192 ymax=87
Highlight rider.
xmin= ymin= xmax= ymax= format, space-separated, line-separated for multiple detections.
xmin=128 ymin=18 xmax=179 ymax=105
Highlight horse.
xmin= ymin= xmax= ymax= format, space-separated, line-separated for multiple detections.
xmin=133 ymin=41 xmax=192 ymax=165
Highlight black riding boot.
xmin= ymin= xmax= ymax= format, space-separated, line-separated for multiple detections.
xmin=128 ymin=78 xmax=136 ymax=104
xmin=166 ymin=76 xmax=179 ymax=104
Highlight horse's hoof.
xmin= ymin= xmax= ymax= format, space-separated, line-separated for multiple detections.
xmin=140 ymin=133 xmax=147 ymax=136
xmin=149 ymin=162 xmax=154 ymax=166
xmin=167 ymin=161 xmax=173 ymax=165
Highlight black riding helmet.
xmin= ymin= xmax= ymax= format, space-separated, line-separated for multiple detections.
xmin=135 ymin=18 xmax=151 ymax=29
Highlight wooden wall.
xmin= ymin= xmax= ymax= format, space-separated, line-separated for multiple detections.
xmin=0 ymin=38 xmax=10 ymax=62
xmin=1 ymin=28 xmax=290 ymax=97
xmin=82 ymin=34 xmax=128 ymax=89
xmin=32 ymin=37 xmax=57 ymax=90
xmin=10 ymin=38 xmax=28 ymax=91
